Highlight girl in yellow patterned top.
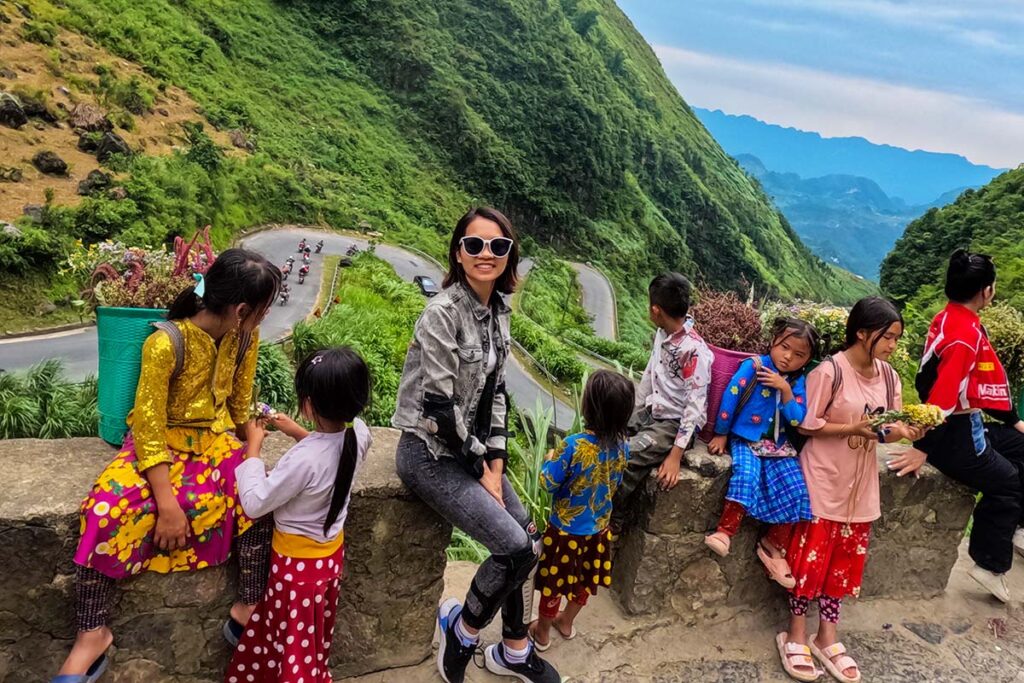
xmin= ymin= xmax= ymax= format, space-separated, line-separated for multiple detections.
xmin=530 ymin=370 xmax=634 ymax=652
xmin=53 ymin=249 xmax=281 ymax=683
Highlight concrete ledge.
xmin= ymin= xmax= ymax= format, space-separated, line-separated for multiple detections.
xmin=0 ymin=429 xmax=451 ymax=683
xmin=611 ymin=443 xmax=977 ymax=620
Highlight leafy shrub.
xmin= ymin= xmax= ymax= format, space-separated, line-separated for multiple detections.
xmin=102 ymin=75 xmax=154 ymax=115
xmin=510 ymin=313 xmax=586 ymax=384
xmin=254 ymin=342 xmax=297 ymax=413
xmin=982 ymin=303 xmax=1024 ymax=394
xmin=0 ymin=360 xmax=97 ymax=438
xmin=291 ymin=253 xmax=422 ymax=426
xmin=563 ymin=329 xmax=648 ymax=372
xmin=183 ymin=122 xmax=224 ymax=173
xmin=691 ymin=289 xmax=762 ymax=351
xmin=22 ymin=19 xmax=58 ymax=46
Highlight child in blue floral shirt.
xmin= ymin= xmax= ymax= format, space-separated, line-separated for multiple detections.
xmin=530 ymin=370 xmax=634 ymax=651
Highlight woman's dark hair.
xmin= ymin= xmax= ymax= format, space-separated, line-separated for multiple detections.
xmin=167 ymin=248 xmax=281 ymax=322
xmin=945 ymin=249 xmax=996 ymax=303
xmin=648 ymin=273 xmax=692 ymax=319
xmin=294 ymin=347 xmax=372 ymax=535
xmin=844 ymin=296 xmax=903 ymax=356
xmin=582 ymin=370 xmax=635 ymax=452
xmin=442 ymin=206 xmax=520 ymax=296
xmin=768 ymin=317 xmax=820 ymax=369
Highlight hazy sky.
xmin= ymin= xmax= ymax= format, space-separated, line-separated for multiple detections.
xmin=616 ymin=0 xmax=1024 ymax=168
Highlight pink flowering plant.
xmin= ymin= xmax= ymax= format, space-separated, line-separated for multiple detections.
xmin=63 ymin=228 xmax=216 ymax=310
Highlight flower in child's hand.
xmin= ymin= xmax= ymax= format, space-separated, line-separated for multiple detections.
xmin=251 ymin=402 xmax=277 ymax=421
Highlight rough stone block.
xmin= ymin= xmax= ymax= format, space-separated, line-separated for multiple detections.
xmin=611 ymin=442 xmax=976 ymax=618
xmin=0 ymin=429 xmax=451 ymax=683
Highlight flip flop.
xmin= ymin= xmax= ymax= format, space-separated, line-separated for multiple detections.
xmin=776 ymin=632 xmax=821 ymax=682
xmin=50 ymin=652 xmax=109 ymax=683
xmin=555 ymin=624 xmax=578 ymax=641
xmin=757 ymin=542 xmax=796 ymax=589
xmin=809 ymin=636 xmax=861 ymax=683
xmin=223 ymin=618 xmax=244 ymax=648
xmin=527 ymin=622 xmax=552 ymax=652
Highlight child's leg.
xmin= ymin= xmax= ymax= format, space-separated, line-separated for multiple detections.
xmin=716 ymin=500 xmax=746 ymax=537
xmin=532 ymin=595 xmax=561 ymax=646
xmin=555 ymin=591 xmax=589 ymax=635
xmin=813 ymin=596 xmax=859 ymax=680
xmin=57 ymin=567 xmax=116 ymax=675
xmin=764 ymin=523 xmax=794 ymax=553
xmin=610 ymin=418 xmax=676 ymax=529
xmin=787 ymin=594 xmax=811 ymax=643
xmin=232 ymin=515 xmax=273 ymax=624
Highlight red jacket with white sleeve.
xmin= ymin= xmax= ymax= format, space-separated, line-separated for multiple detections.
xmin=916 ymin=302 xmax=1016 ymax=424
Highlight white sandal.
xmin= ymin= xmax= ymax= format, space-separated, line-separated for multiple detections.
xmin=776 ymin=632 xmax=821 ymax=682
xmin=809 ymin=636 xmax=861 ymax=683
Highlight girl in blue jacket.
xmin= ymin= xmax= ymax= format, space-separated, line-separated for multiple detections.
xmin=705 ymin=318 xmax=820 ymax=588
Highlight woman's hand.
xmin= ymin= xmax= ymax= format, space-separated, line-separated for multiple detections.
xmin=1014 ymin=420 xmax=1024 ymax=435
xmin=887 ymin=446 xmax=928 ymax=478
xmin=480 ymin=459 xmax=506 ymax=508
xmin=244 ymin=421 xmax=267 ymax=459
xmin=153 ymin=498 xmax=189 ymax=551
xmin=756 ymin=368 xmax=794 ymax=402
xmin=708 ymin=435 xmax=728 ymax=455
xmin=893 ymin=422 xmax=927 ymax=443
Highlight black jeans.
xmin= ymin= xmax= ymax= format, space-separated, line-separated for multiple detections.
xmin=918 ymin=414 xmax=1024 ymax=573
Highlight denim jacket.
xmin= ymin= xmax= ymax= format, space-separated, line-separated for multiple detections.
xmin=392 ymin=281 xmax=511 ymax=476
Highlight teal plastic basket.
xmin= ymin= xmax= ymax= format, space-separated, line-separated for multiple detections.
xmin=96 ymin=306 xmax=168 ymax=446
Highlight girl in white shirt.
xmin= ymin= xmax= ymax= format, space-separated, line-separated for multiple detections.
xmin=225 ymin=347 xmax=372 ymax=683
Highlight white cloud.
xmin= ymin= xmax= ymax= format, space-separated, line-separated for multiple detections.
xmin=654 ymin=44 xmax=1024 ymax=168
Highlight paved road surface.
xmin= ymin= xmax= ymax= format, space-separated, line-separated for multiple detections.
xmin=571 ymin=261 xmax=617 ymax=340
xmin=0 ymin=227 xmax=575 ymax=430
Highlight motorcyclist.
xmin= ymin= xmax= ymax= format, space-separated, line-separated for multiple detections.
xmin=315 ymin=240 xmax=324 ymax=253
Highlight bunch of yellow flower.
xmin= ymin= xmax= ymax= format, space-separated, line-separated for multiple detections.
xmin=870 ymin=404 xmax=945 ymax=428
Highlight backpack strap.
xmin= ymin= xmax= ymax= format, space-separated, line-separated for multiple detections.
xmin=735 ymin=356 xmax=763 ymax=414
xmin=821 ymin=355 xmax=843 ymax=416
xmin=151 ymin=321 xmax=185 ymax=383
xmin=881 ymin=361 xmax=898 ymax=411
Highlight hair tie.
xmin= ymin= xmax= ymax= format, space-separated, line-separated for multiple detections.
xmin=193 ymin=273 xmax=206 ymax=298
xmin=310 ymin=355 xmax=324 ymax=366
xmin=344 ymin=421 xmax=354 ymax=429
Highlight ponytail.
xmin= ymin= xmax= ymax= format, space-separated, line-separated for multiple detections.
xmin=167 ymin=284 xmax=203 ymax=320
xmin=324 ymin=424 xmax=359 ymax=535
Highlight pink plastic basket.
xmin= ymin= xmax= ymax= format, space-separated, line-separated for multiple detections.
xmin=699 ymin=345 xmax=756 ymax=443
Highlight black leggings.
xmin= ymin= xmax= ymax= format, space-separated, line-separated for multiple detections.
xmin=75 ymin=516 xmax=273 ymax=631
xmin=919 ymin=415 xmax=1024 ymax=574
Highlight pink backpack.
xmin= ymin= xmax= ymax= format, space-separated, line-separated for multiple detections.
xmin=699 ymin=345 xmax=756 ymax=443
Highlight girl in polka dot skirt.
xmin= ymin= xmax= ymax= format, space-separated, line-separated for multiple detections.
xmin=225 ymin=347 xmax=372 ymax=683
xmin=529 ymin=370 xmax=634 ymax=651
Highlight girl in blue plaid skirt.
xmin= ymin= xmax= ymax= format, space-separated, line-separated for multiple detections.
xmin=705 ymin=318 xmax=820 ymax=588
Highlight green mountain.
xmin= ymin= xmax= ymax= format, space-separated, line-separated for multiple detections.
xmin=3 ymin=0 xmax=870 ymax=338
xmin=737 ymin=154 xmax=956 ymax=280
xmin=881 ymin=166 xmax=1024 ymax=312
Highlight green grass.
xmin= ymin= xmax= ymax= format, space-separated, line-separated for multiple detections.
xmin=0 ymin=360 xmax=97 ymax=438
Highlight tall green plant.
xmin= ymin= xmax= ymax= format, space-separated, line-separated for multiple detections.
xmin=506 ymin=399 xmax=557 ymax=532
xmin=0 ymin=360 xmax=98 ymax=438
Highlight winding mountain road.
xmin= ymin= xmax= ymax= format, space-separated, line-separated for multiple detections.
xmin=0 ymin=227 xmax=594 ymax=431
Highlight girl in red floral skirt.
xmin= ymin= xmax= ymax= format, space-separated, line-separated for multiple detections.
xmin=225 ymin=347 xmax=372 ymax=683
xmin=776 ymin=298 xmax=927 ymax=683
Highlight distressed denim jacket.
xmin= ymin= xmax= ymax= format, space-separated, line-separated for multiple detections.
xmin=392 ymin=281 xmax=511 ymax=476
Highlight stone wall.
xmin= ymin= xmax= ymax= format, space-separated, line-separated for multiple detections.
xmin=0 ymin=429 xmax=451 ymax=683
xmin=611 ymin=443 xmax=977 ymax=620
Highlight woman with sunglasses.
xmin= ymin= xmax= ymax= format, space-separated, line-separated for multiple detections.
xmin=776 ymin=297 xmax=925 ymax=683
xmin=393 ymin=207 xmax=560 ymax=683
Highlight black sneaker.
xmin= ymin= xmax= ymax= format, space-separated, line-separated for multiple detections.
xmin=484 ymin=642 xmax=562 ymax=682
xmin=436 ymin=598 xmax=477 ymax=683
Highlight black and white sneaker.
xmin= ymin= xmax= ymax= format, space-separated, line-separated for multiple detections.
xmin=484 ymin=642 xmax=562 ymax=682
xmin=436 ymin=598 xmax=477 ymax=683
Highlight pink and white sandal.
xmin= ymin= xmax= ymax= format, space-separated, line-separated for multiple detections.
xmin=776 ymin=632 xmax=821 ymax=681
xmin=758 ymin=542 xmax=796 ymax=589
xmin=704 ymin=531 xmax=731 ymax=556
xmin=809 ymin=637 xmax=861 ymax=683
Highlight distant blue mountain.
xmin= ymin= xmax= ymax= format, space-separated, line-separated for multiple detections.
xmin=695 ymin=108 xmax=1005 ymax=205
